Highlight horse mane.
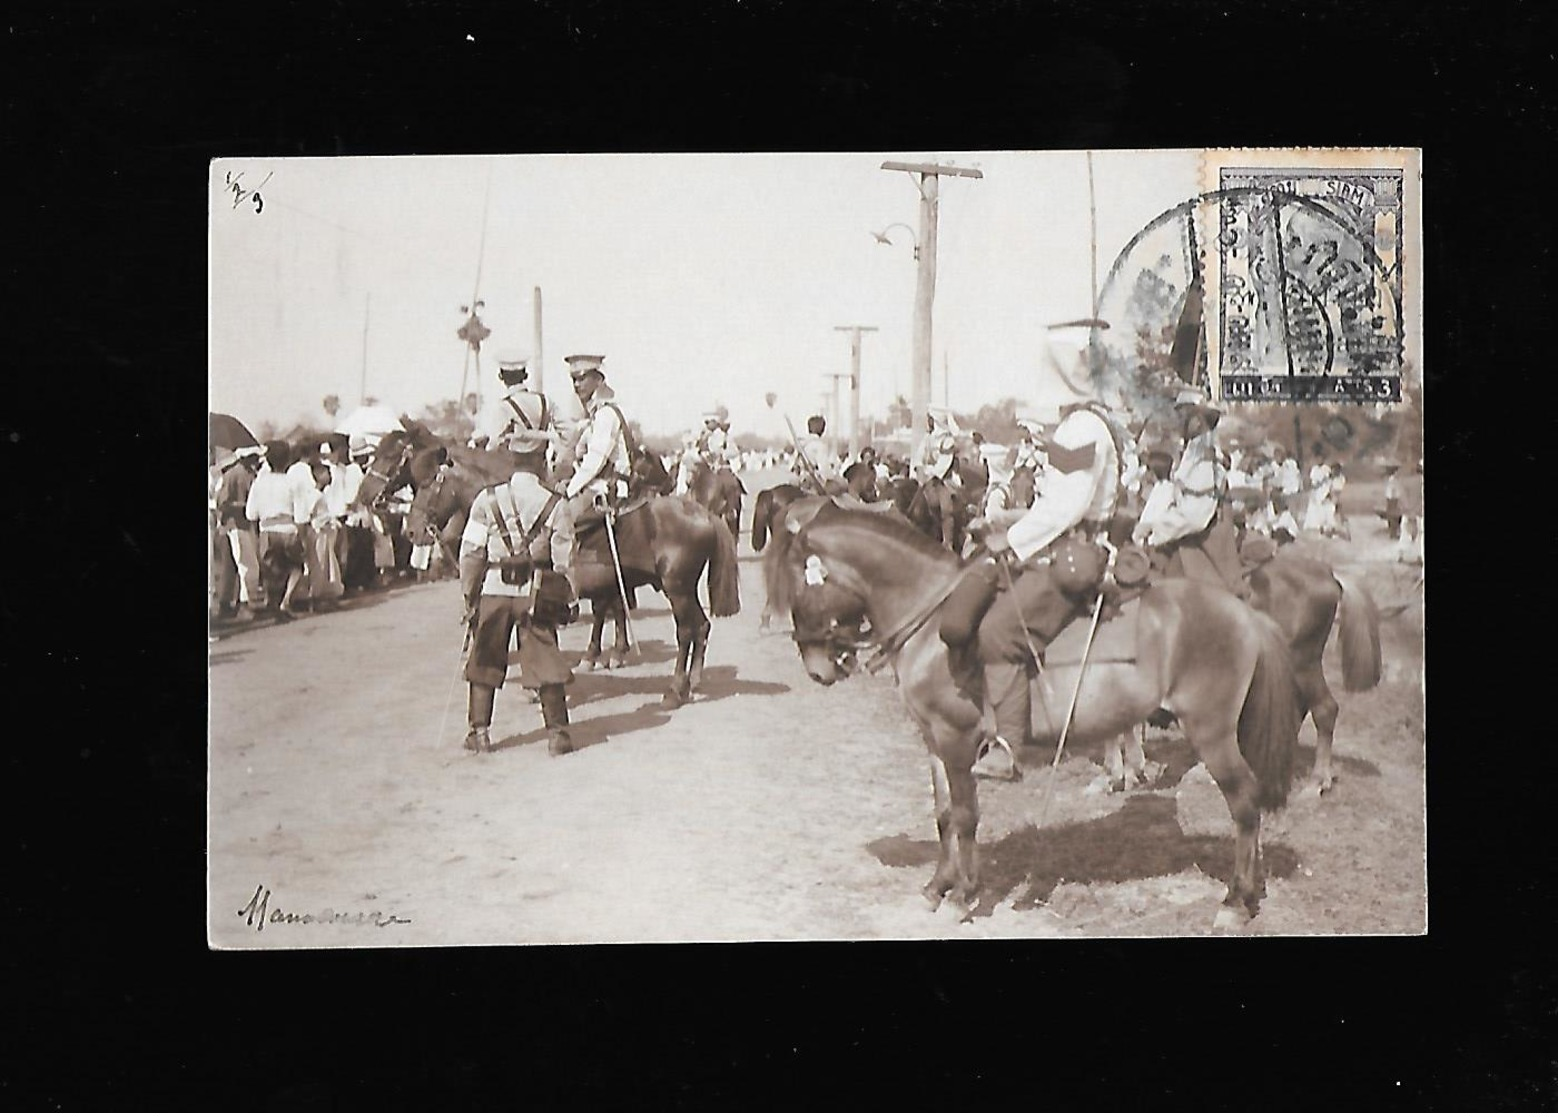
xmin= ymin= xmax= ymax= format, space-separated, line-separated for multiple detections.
xmin=763 ymin=501 xmax=953 ymax=623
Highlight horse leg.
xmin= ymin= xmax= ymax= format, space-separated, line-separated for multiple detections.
xmin=660 ymin=587 xmax=696 ymax=709
xmin=686 ymin=594 xmax=712 ymax=693
xmin=1300 ymin=664 xmax=1340 ymax=795
xmin=606 ymin=592 xmax=630 ymax=669
xmin=921 ymin=720 xmax=982 ymax=913
xmin=1193 ymin=729 xmax=1268 ymax=928
xmin=583 ymin=604 xmax=606 ymax=670
xmin=1125 ymin=724 xmax=1164 ymax=786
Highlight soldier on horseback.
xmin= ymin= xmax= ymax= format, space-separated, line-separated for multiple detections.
xmin=1132 ymin=385 xmax=1246 ymax=598
xmin=971 ymin=399 xmax=1122 ymax=779
xmin=473 ymin=351 xmax=562 ymax=458
xmin=793 ymin=414 xmax=840 ymax=494
xmin=459 ymin=414 xmax=579 ymax=756
xmin=916 ymin=407 xmax=962 ymax=490
xmin=562 ymin=354 xmax=632 ymax=520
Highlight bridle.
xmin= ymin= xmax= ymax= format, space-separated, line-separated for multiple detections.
xmin=789 ymin=546 xmax=972 ymax=677
xmin=366 ymin=438 xmax=415 ymax=492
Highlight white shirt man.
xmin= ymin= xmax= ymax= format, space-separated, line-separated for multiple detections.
xmin=1134 ymin=430 xmax=1222 ymax=547
xmin=474 ymin=353 xmax=561 ymax=452
xmin=917 ymin=409 xmax=960 ymax=485
xmin=563 ymin=355 xmax=631 ymax=504
xmin=989 ymin=404 xmax=1120 ymax=563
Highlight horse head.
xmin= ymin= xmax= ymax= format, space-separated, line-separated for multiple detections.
xmin=787 ymin=549 xmax=873 ymax=685
xmin=357 ymin=427 xmax=448 ymax=506
xmin=631 ymin=447 xmax=675 ymax=498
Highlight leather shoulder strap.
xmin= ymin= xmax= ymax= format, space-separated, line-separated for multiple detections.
xmin=602 ymin=402 xmax=639 ymax=457
xmin=504 ymin=394 xmax=535 ymax=430
xmin=520 ymin=492 xmax=563 ymax=551
xmin=487 ymin=485 xmax=518 ymax=555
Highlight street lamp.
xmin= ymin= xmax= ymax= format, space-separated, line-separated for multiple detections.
xmin=870 ymin=223 xmax=920 ymax=261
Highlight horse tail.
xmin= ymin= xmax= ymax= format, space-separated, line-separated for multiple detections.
xmin=707 ymin=514 xmax=742 ymax=617
xmin=1237 ymin=613 xmax=1302 ymax=811
xmin=1335 ymin=572 xmax=1383 ymax=692
xmin=752 ymin=489 xmax=773 ymax=552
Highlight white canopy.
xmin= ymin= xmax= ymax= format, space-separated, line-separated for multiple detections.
xmin=333 ymin=404 xmax=404 ymax=442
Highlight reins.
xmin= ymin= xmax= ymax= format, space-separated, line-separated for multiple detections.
xmin=858 ymin=551 xmax=983 ymax=674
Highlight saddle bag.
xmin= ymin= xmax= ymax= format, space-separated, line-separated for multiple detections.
xmin=530 ymin=569 xmax=575 ymax=627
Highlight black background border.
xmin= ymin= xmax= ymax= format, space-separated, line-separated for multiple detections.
xmin=4 ymin=0 xmax=1551 ymax=1109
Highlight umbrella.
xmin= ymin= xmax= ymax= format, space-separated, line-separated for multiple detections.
xmin=333 ymin=404 xmax=403 ymax=443
xmin=210 ymin=412 xmax=259 ymax=461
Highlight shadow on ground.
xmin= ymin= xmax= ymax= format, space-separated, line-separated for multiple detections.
xmin=496 ymin=667 xmax=789 ymax=750
xmin=1046 ymin=733 xmax=1381 ymax=792
xmin=865 ymin=794 xmax=1299 ymax=919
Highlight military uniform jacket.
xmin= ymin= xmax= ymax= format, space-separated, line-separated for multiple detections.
xmin=917 ymin=429 xmax=959 ymax=481
xmin=566 ymin=387 xmax=631 ymax=500
xmin=476 ymin=386 xmax=556 ymax=449
xmin=460 ymin=471 xmax=576 ymax=597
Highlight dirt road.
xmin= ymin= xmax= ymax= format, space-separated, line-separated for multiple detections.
xmin=208 ymin=472 xmax=1425 ymax=946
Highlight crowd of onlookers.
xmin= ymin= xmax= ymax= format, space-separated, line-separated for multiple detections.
xmin=208 ymin=433 xmax=416 ymax=626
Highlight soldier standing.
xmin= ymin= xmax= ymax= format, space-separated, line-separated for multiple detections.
xmin=458 ymin=416 xmax=579 ymax=756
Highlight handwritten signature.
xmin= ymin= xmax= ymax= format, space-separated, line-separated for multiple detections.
xmin=237 ymin=884 xmax=411 ymax=931
xmin=223 ymin=170 xmax=272 ymax=214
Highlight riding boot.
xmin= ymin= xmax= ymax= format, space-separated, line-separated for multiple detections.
xmin=540 ymin=684 xmax=574 ymax=755
xmin=465 ymin=684 xmax=496 ymax=752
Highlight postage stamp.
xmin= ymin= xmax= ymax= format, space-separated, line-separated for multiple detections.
xmin=1198 ymin=149 xmax=1421 ymax=405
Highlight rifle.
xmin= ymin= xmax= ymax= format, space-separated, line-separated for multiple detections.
xmin=782 ymin=413 xmax=828 ymax=493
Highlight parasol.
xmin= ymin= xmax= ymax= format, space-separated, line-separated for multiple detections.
xmin=210 ymin=412 xmax=259 ymax=461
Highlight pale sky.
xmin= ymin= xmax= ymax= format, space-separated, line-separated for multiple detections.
xmin=209 ymin=150 xmax=1199 ymax=439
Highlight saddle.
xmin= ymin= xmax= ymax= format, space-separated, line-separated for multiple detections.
xmin=573 ymin=497 xmax=657 ymax=581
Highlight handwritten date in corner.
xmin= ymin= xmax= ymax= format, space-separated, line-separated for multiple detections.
xmin=223 ymin=170 xmax=272 ymax=214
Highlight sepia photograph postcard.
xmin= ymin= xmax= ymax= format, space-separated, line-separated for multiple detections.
xmin=207 ymin=148 xmax=1425 ymax=948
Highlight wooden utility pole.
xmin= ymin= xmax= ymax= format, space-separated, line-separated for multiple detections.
xmin=532 ymin=286 xmax=544 ymax=396
xmin=826 ymin=371 xmax=851 ymax=462
xmin=882 ymin=160 xmax=983 ymax=460
xmin=359 ymin=293 xmax=371 ymax=405
xmin=833 ymin=325 xmax=878 ymax=458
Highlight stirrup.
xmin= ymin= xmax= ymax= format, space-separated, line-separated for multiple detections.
xmin=972 ymin=736 xmax=1022 ymax=781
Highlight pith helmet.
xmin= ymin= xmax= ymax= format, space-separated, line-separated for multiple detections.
xmin=496 ymin=350 xmax=530 ymax=383
xmin=565 ymin=354 xmax=606 ymax=382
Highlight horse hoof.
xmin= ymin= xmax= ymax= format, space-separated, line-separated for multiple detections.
xmin=944 ymin=887 xmax=978 ymax=921
xmin=607 ymin=653 xmax=628 ymax=670
xmin=1213 ymin=905 xmax=1251 ymax=933
xmin=660 ymin=690 xmax=685 ymax=710
xmin=921 ymin=885 xmax=946 ymax=912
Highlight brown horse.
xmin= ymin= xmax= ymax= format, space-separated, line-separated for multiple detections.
xmin=1246 ymin=549 xmax=1381 ymax=793
xmin=687 ymin=459 xmax=745 ymax=543
xmin=1097 ymin=542 xmax=1383 ymax=796
xmin=766 ymin=499 xmax=1302 ymax=927
xmin=905 ymin=454 xmax=988 ymax=553
xmin=361 ymin=425 xmax=741 ymax=707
